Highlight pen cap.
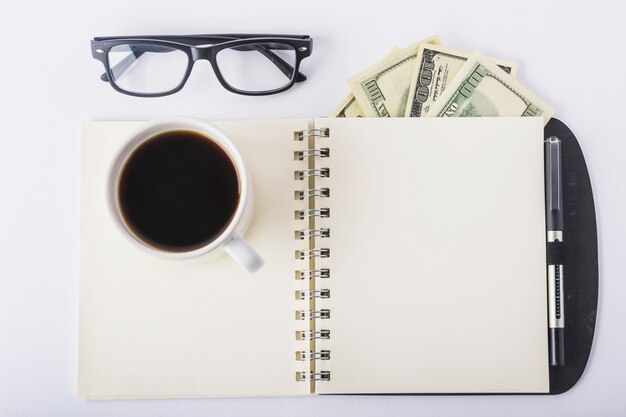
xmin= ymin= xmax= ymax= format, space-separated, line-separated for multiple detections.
xmin=545 ymin=136 xmax=564 ymax=231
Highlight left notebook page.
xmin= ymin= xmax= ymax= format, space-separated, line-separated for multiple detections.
xmin=79 ymin=120 xmax=310 ymax=399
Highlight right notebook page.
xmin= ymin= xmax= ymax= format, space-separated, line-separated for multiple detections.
xmin=317 ymin=117 xmax=549 ymax=394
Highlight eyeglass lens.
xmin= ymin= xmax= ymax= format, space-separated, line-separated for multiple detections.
xmin=215 ymin=42 xmax=297 ymax=92
xmin=108 ymin=44 xmax=189 ymax=95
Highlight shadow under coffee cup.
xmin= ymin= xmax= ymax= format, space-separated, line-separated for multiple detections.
xmin=107 ymin=117 xmax=263 ymax=272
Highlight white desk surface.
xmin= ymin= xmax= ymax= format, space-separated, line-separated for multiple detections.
xmin=1 ymin=0 xmax=624 ymax=415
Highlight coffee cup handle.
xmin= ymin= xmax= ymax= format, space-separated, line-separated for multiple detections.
xmin=223 ymin=233 xmax=264 ymax=273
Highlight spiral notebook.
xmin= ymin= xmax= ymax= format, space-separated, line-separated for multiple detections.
xmin=79 ymin=117 xmax=549 ymax=399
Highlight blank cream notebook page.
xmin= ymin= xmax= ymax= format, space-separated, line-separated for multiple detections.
xmin=79 ymin=119 xmax=310 ymax=398
xmin=315 ymin=117 xmax=549 ymax=394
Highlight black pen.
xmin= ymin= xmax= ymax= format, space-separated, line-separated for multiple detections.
xmin=545 ymin=136 xmax=565 ymax=367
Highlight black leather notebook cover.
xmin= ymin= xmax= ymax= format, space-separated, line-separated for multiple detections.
xmin=544 ymin=118 xmax=598 ymax=395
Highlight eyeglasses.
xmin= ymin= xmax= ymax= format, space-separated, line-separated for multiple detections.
xmin=91 ymin=34 xmax=313 ymax=97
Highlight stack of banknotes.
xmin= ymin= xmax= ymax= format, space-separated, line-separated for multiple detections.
xmin=331 ymin=35 xmax=554 ymax=125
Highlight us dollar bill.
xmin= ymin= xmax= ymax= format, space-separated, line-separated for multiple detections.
xmin=405 ymin=44 xmax=518 ymax=117
xmin=348 ymin=35 xmax=440 ymax=117
xmin=331 ymin=48 xmax=402 ymax=117
xmin=331 ymin=94 xmax=364 ymax=117
xmin=428 ymin=53 xmax=554 ymax=124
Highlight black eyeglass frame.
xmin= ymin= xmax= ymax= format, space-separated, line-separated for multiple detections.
xmin=91 ymin=34 xmax=313 ymax=97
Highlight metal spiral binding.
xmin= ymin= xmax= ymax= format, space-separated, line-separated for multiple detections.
xmin=296 ymin=350 xmax=331 ymax=361
xmin=294 ymin=127 xmax=331 ymax=384
xmin=296 ymin=371 xmax=331 ymax=382
xmin=294 ymin=208 xmax=330 ymax=220
xmin=295 ymin=289 xmax=331 ymax=300
xmin=294 ymin=128 xmax=330 ymax=141
xmin=296 ymin=228 xmax=330 ymax=239
xmin=295 ymin=188 xmax=330 ymax=200
xmin=294 ymin=168 xmax=330 ymax=180
xmin=295 ymin=268 xmax=330 ymax=280
xmin=296 ymin=309 xmax=331 ymax=320
xmin=295 ymin=248 xmax=330 ymax=259
xmin=294 ymin=148 xmax=329 ymax=160
xmin=296 ymin=329 xmax=331 ymax=340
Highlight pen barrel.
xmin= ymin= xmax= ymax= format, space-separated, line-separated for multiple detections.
xmin=549 ymin=328 xmax=565 ymax=367
xmin=545 ymin=136 xmax=565 ymax=367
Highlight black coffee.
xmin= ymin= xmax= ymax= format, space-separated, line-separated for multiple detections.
xmin=118 ymin=130 xmax=240 ymax=252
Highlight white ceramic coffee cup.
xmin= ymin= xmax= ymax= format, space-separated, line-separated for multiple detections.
xmin=106 ymin=117 xmax=263 ymax=273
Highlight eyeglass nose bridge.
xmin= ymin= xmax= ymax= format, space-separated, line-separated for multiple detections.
xmin=190 ymin=46 xmax=214 ymax=61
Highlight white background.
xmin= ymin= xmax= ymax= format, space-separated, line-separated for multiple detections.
xmin=0 ymin=0 xmax=625 ymax=416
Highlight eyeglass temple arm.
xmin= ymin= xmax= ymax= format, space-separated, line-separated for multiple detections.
xmin=100 ymin=49 xmax=142 ymax=82
xmin=100 ymin=43 xmax=307 ymax=83
xmin=242 ymin=43 xmax=306 ymax=81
